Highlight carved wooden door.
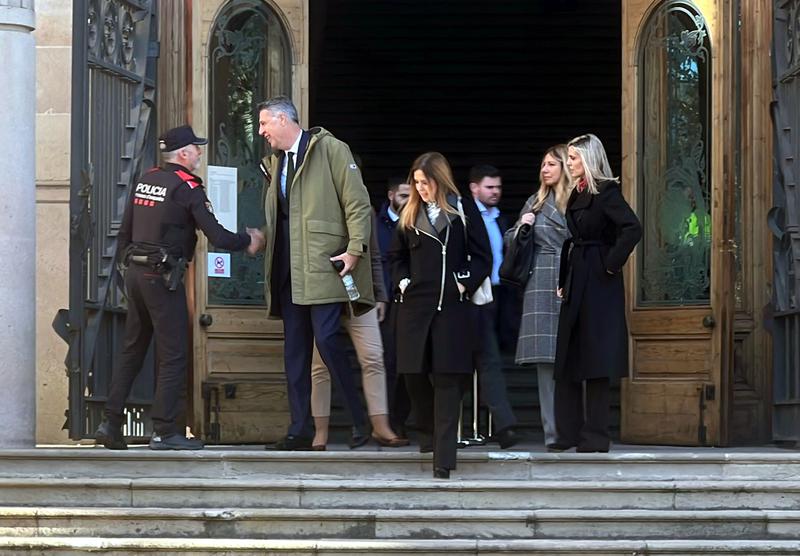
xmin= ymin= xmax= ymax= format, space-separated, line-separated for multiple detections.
xmin=620 ymin=0 xmax=736 ymax=446
xmin=192 ymin=0 xmax=296 ymax=443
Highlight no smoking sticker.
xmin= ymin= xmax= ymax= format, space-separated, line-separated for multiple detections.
xmin=207 ymin=252 xmax=231 ymax=278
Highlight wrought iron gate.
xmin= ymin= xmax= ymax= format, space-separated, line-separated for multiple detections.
xmin=60 ymin=0 xmax=159 ymax=440
xmin=771 ymin=0 xmax=800 ymax=444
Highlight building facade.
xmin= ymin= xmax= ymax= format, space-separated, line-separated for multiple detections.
xmin=19 ymin=0 xmax=799 ymax=447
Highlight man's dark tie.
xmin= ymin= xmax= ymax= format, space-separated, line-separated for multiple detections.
xmin=284 ymin=151 xmax=296 ymax=198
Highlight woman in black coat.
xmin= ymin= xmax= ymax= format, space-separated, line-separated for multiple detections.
xmin=389 ymin=151 xmax=491 ymax=479
xmin=553 ymin=134 xmax=642 ymax=453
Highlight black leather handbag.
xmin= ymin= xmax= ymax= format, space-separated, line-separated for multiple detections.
xmin=499 ymin=223 xmax=535 ymax=287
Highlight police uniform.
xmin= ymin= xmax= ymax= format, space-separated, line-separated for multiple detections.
xmin=97 ymin=125 xmax=251 ymax=450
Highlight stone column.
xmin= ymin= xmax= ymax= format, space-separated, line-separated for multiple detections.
xmin=0 ymin=0 xmax=36 ymax=447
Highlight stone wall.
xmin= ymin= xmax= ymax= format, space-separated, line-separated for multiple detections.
xmin=34 ymin=0 xmax=72 ymax=444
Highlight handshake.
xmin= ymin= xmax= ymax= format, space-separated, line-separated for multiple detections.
xmin=245 ymin=227 xmax=266 ymax=255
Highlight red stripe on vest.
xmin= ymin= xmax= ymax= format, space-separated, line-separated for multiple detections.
xmin=175 ymin=169 xmax=200 ymax=189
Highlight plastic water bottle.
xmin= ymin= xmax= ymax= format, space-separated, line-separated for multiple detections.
xmin=332 ymin=260 xmax=360 ymax=301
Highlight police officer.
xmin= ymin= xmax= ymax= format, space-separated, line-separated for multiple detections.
xmin=95 ymin=125 xmax=265 ymax=450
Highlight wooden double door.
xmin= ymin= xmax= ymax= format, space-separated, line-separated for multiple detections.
xmin=620 ymin=0 xmax=772 ymax=446
xmin=182 ymin=0 xmax=772 ymax=446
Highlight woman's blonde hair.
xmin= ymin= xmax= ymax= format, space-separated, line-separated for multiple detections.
xmin=398 ymin=152 xmax=460 ymax=230
xmin=532 ymin=144 xmax=570 ymax=213
xmin=567 ymin=133 xmax=618 ymax=195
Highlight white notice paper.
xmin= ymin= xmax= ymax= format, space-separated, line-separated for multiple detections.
xmin=206 ymin=165 xmax=238 ymax=233
xmin=208 ymin=252 xmax=231 ymax=278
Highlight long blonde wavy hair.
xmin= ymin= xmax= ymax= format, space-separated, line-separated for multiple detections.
xmin=531 ymin=144 xmax=571 ymax=214
xmin=398 ymin=152 xmax=461 ymax=230
xmin=567 ymin=133 xmax=619 ymax=195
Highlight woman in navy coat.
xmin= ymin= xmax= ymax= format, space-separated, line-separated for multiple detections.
xmin=553 ymin=134 xmax=642 ymax=452
xmin=389 ymin=152 xmax=491 ymax=479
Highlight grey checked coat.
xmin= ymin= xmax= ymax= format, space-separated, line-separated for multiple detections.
xmin=505 ymin=191 xmax=570 ymax=365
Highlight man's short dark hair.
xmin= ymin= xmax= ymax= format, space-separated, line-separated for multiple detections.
xmin=386 ymin=176 xmax=407 ymax=192
xmin=468 ymin=164 xmax=501 ymax=184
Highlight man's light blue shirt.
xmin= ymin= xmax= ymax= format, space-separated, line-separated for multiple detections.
xmin=475 ymin=198 xmax=503 ymax=286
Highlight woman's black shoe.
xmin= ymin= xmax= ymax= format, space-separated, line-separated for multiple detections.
xmin=433 ymin=467 xmax=450 ymax=479
xmin=493 ymin=428 xmax=521 ymax=449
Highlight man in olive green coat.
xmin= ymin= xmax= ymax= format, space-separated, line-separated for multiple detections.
xmin=257 ymin=96 xmax=373 ymax=450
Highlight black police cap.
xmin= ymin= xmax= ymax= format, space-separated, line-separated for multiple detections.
xmin=158 ymin=125 xmax=208 ymax=152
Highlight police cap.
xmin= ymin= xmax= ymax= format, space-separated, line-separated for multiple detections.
xmin=158 ymin=125 xmax=208 ymax=152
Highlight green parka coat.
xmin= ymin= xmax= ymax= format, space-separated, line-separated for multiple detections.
xmin=260 ymin=127 xmax=375 ymax=317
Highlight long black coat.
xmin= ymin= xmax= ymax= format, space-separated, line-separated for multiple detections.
xmin=554 ymin=180 xmax=642 ymax=382
xmin=389 ymin=195 xmax=492 ymax=375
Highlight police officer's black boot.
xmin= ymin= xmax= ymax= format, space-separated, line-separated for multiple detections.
xmin=149 ymin=432 xmax=204 ymax=451
xmin=95 ymin=420 xmax=127 ymax=450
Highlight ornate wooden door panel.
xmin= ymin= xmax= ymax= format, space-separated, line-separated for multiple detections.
xmin=621 ymin=0 xmax=736 ymax=446
xmin=191 ymin=0 xmax=302 ymax=443
xmin=727 ymin=0 xmax=773 ymax=446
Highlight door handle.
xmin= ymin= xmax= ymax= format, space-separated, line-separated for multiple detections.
xmin=199 ymin=313 xmax=213 ymax=327
xmin=702 ymin=315 xmax=715 ymax=328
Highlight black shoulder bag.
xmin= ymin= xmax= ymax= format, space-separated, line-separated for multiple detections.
xmin=499 ymin=222 xmax=535 ymax=287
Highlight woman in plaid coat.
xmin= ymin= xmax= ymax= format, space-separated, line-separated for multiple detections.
xmin=505 ymin=144 xmax=571 ymax=448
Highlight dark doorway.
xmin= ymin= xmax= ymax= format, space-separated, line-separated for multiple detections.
xmin=310 ymin=0 xmax=622 ymax=214
xmin=309 ymin=0 xmax=623 ymax=439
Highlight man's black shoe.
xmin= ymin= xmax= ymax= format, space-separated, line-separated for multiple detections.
xmin=576 ymin=443 xmax=610 ymax=453
xmin=433 ymin=467 xmax=450 ymax=479
xmin=349 ymin=425 xmax=370 ymax=449
xmin=546 ymin=441 xmax=577 ymax=452
xmin=149 ymin=433 xmax=204 ymax=451
xmin=266 ymin=435 xmax=313 ymax=451
xmin=494 ymin=427 xmax=521 ymax=450
xmin=95 ymin=421 xmax=127 ymax=450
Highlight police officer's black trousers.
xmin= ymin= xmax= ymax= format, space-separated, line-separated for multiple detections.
xmin=105 ymin=264 xmax=188 ymax=437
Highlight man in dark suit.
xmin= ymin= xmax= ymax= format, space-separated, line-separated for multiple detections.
xmin=469 ymin=164 xmax=519 ymax=449
xmin=257 ymin=96 xmax=373 ymax=450
xmin=376 ymin=177 xmax=411 ymax=433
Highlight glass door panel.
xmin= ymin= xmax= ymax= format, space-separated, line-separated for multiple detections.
xmin=207 ymin=2 xmax=291 ymax=306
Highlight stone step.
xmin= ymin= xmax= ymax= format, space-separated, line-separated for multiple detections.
xmin=3 ymin=448 xmax=800 ymax=481
xmin=1 ymin=477 xmax=799 ymax=510
xmin=0 ymin=507 xmax=799 ymax=540
xmin=2 ymin=537 xmax=800 ymax=555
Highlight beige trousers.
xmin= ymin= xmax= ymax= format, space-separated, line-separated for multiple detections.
xmin=311 ymin=307 xmax=388 ymax=417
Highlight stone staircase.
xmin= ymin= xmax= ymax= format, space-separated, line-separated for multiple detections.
xmin=0 ymin=446 xmax=799 ymax=554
